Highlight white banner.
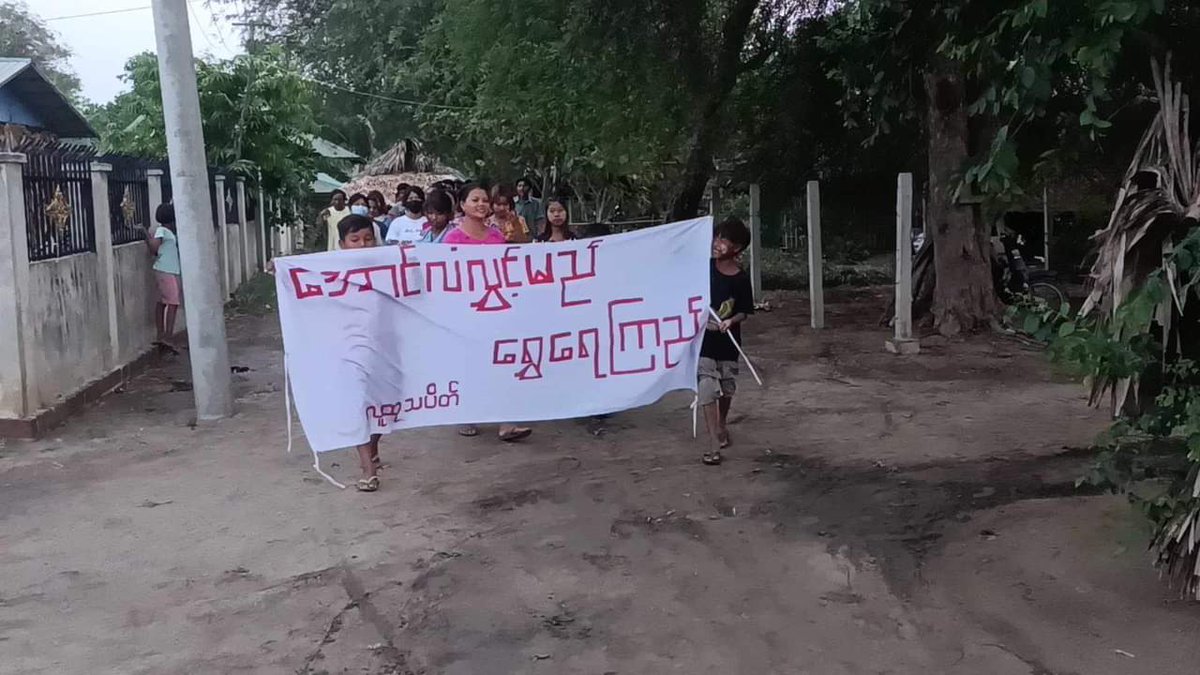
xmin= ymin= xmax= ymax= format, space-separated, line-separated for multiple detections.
xmin=276 ymin=217 xmax=712 ymax=452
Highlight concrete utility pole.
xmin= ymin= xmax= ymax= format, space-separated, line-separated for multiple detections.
xmin=151 ymin=0 xmax=233 ymax=420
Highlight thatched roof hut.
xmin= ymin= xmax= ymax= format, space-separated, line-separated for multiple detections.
xmin=339 ymin=139 xmax=463 ymax=198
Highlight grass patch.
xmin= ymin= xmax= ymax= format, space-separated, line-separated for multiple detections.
xmin=226 ymin=273 xmax=278 ymax=317
xmin=760 ymin=248 xmax=893 ymax=290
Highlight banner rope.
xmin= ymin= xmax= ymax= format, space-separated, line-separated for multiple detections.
xmin=284 ymin=352 xmax=346 ymax=489
xmin=707 ymin=307 xmax=765 ymax=386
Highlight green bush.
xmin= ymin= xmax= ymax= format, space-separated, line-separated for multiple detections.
xmin=760 ymin=248 xmax=891 ymax=290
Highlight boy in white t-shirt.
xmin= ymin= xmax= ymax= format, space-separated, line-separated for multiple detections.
xmin=385 ymin=186 xmax=427 ymax=244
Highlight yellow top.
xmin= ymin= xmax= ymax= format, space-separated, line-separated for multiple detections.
xmin=326 ymin=207 xmax=350 ymax=251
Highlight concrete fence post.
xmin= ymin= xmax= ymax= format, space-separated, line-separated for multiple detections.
xmin=147 ymin=168 xmax=164 ymax=215
xmin=214 ymin=174 xmax=230 ymax=297
xmin=291 ymin=199 xmax=301 ymax=254
xmin=886 ymin=172 xmax=919 ymax=355
xmin=256 ymin=185 xmax=267 ymax=270
xmin=1042 ymin=185 xmax=1051 ymax=271
xmin=236 ymin=178 xmax=251 ymax=282
xmin=0 ymin=152 xmax=32 ymax=418
xmin=90 ymin=161 xmax=119 ymax=370
xmin=748 ymin=183 xmax=763 ymax=300
xmin=806 ymin=180 xmax=825 ymax=329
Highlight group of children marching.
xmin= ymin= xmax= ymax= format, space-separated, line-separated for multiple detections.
xmin=311 ymin=180 xmax=754 ymax=492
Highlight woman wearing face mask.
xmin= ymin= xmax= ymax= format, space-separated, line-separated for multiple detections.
xmin=385 ymin=186 xmax=427 ymax=244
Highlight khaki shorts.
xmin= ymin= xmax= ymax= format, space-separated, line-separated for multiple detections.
xmin=698 ymin=357 xmax=738 ymax=405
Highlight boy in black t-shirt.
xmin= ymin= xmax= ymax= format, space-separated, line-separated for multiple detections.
xmin=699 ymin=217 xmax=754 ymax=465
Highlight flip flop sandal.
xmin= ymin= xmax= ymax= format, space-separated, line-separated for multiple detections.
xmin=356 ymin=476 xmax=380 ymax=492
xmin=458 ymin=425 xmax=479 ymax=437
xmin=499 ymin=428 xmax=533 ymax=443
xmin=702 ymin=451 xmax=723 ymax=466
xmin=718 ymin=431 xmax=731 ymax=449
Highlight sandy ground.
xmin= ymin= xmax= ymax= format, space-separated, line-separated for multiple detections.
xmin=2 ymin=287 xmax=1200 ymax=675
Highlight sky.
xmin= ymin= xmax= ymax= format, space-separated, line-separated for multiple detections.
xmin=32 ymin=0 xmax=244 ymax=104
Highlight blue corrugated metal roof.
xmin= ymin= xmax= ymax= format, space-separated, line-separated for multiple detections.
xmin=0 ymin=59 xmax=28 ymax=87
xmin=0 ymin=57 xmax=96 ymax=138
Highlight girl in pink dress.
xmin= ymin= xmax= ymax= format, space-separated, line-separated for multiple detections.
xmin=448 ymin=183 xmax=532 ymax=442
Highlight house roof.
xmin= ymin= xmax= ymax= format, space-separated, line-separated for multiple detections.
xmin=0 ymin=57 xmax=96 ymax=138
xmin=311 ymin=171 xmax=345 ymax=193
xmin=307 ymin=135 xmax=360 ymax=160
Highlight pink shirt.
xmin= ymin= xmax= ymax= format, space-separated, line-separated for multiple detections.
xmin=443 ymin=224 xmax=507 ymax=245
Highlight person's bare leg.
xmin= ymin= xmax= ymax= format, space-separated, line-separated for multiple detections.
xmin=368 ymin=434 xmax=381 ymax=468
xmin=154 ymin=302 xmax=166 ymax=342
xmin=356 ymin=442 xmax=378 ymax=482
xmin=163 ymin=305 xmax=178 ymax=345
xmin=702 ymin=402 xmax=722 ymax=447
xmin=718 ymin=395 xmax=733 ymax=444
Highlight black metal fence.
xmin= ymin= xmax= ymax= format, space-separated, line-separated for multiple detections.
xmin=22 ymin=142 xmax=97 ymax=262
xmin=104 ymin=154 xmax=151 ymax=245
xmin=21 ymin=143 xmax=245 ymax=260
xmin=159 ymin=161 xmax=173 ymax=204
xmin=208 ymin=169 xmax=221 ymax=228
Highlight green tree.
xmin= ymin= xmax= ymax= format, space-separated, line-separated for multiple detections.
xmin=405 ymin=0 xmax=687 ymax=219
xmin=230 ymin=0 xmax=436 ymax=158
xmin=89 ymin=48 xmax=319 ymax=202
xmin=0 ymin=1 xmax=81 ymax=100
xmin=823 ymin=0 xmax=1162 ymax=335
xmin=231 ymin=0 xmax=814 ymax=220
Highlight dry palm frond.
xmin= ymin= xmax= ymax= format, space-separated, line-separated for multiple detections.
xmin=1081 ymin=58 xmax=1200 ymax=404
xmin=1081 ymin=58 xmax=1200 ymax=600
xmin=339 ymin=172 xmax=463 ymax=199
xmin=358 ymin=138 xmax=455 ymax=177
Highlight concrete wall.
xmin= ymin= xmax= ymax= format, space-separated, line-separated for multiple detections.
xmin=1 ymin=154 xmax=268 ymax=429
xmin=112 ymin=242 xmax=158 ymax=364
xmin=27 ymin=253 xmax=109 ymax=411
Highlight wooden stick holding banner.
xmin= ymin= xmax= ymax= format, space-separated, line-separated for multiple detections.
xmin=707 ymin=307 xmax=764 ymax=386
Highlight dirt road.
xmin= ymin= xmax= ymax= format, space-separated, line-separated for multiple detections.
xmin=2 ymin=288 xmax=1198 ymax=674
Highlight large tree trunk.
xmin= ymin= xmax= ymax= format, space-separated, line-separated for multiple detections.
xmin=670 ymin=113 xmax=722 ymax=221
xmin=668 ymin=0 xmax=762 ymax=221
xmin=924 ymin=58 xmax=997 ymax=336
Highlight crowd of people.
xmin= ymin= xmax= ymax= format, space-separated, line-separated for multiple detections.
xmin=310 ymin=178 xmax=753 ymax=493
xmin=318 ymin=176 xmax=577 ymax=252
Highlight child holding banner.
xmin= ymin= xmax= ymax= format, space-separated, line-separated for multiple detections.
xmin=699 ymin=217 xmax=754 ymax=466
xmin=329 ymin=214 xmax=391 ymax=491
